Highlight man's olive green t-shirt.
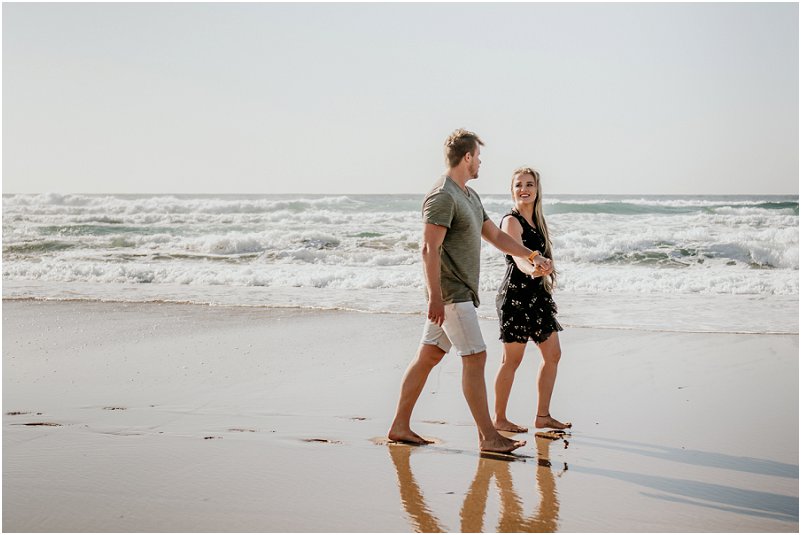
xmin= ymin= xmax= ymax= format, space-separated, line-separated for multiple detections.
xmin=422 ymin=175 xmax=489 ymax=307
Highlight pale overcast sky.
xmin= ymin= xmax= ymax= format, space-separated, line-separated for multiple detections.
xmin=3 ymin=2 xmax=798 ymax=195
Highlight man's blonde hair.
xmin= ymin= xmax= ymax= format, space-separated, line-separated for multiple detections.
xmin=444 ymin=128 xmax=484 ymax=168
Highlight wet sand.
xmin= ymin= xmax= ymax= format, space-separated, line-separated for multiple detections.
xmin=3 ymin=299 xmax=798 ymax=532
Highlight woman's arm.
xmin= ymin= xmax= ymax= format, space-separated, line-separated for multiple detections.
xmin=494 ymin=217 xmax=552 ymax=277
xmin=500 ymin=217 xmax=540 ymax=277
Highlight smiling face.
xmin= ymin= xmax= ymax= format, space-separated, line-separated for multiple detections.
xmin=512 ymin=172 xmax=538 ymax=206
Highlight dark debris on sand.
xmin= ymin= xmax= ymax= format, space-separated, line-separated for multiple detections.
xmin=16 ymin=422 xmax=62 ymax=427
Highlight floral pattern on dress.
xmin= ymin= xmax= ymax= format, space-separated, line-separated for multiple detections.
xmin=495 ymin=210 xmax=563 ymax=344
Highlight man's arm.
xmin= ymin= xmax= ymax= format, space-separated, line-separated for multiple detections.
xmin=421 ymin=223 xmax=448 ymax=326
xmin=481 ymin=219 xmax=552 ymax=273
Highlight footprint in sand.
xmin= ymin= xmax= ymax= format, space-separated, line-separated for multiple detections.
xmin=534 ymin=430 xmax=570 ymax=440
xmin=302 ymin=438 xmax=343 ymax=444
xmin=103 ymin=407 xmax=127 ymax=411
xmin=535 ymin=430 xmax=571 ymax=449
xmin=227 ymin=428 xmax=257 ymax=433
xmin=101 ymin=430 xmax=143 ymax=437
xmin=6 ymin=411 xmax=42 ymax=416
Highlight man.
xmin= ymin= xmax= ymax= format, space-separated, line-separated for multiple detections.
xmin=388 ymin=128 xmax=552 ymax=453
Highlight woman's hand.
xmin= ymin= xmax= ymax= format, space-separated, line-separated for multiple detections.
xmin=531 ymin=258 xmax=553 ymax=277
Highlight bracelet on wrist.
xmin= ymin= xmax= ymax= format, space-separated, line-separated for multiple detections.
xmin=527 ymin=250 xmax=540 ymax=263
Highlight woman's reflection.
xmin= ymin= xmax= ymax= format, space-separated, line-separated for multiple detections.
xmin=389 ymin=436 xmax=563 ymax=532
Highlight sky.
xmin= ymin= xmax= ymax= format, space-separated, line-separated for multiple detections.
xmin=3 ymin=2 xmax=798 ymax=195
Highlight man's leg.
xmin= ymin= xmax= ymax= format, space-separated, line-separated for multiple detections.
xmin=443 ymin=303 xmax=525 ymax=453
xmin=461 ymin=351 xmax=526 ymax=453
xmin=388 ymin=343 xmax=446 ymax=444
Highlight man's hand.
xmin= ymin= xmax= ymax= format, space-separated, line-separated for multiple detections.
xmin=428 ymin=298 xmax=445 ymax=326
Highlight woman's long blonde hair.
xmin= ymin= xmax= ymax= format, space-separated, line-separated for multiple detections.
xmin=512 ymin=166 xmax=556 ymax=292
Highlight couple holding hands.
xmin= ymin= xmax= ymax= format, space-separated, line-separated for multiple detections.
xmin=388 ymin=128 xmax=568 ymax=454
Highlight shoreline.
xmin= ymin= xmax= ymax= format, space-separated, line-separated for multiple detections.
xmin=3 ymin=299 xmax=798 ymax=531
xmin=3 ymin=290 xmax=798 ymax=336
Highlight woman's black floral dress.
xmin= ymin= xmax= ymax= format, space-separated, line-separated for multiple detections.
xmin=496 ymin=210 xmax=563 ymax=344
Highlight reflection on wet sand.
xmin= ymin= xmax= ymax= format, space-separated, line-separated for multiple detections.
xmin=388 ymin=444 xmax=446 ymax=532
xmin=389 ymin=437 xmax=563 ymax=532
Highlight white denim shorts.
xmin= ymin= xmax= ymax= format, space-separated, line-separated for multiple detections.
xmin=421 ymin=301 xmax=487 ymax=357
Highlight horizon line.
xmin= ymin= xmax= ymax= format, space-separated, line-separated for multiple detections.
xmin=2 ymin=192 xmax=799 ymax=197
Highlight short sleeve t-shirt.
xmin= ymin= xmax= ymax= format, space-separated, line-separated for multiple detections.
xmin=422 ymin=175 xmax=490 ymax=307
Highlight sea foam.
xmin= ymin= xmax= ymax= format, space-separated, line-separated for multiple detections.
xmin=3 ymin=194 xmax=798 ymax=320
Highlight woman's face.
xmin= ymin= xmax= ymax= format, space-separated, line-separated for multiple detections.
xmin=512 ymin=173 xmax=538 ymax=206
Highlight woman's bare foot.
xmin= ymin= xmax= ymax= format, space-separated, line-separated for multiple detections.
xmin=387 ymin=426 xmax=433 ymax=445
xmin=494 ymin=418 xmax=529 ymax=433
xmin=535 ymin=414 xmax=572 ymax=430
xmin=480 ymin=434 xmax=526 ymax=453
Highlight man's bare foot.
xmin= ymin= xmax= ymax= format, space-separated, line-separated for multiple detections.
xmin=387 ymin=427 xmax=433 ymax=445
xmin=480 ymin=434 xmax=526 ymax=453
xmin=535 ymin=413 xmax=572 ymax=430
xmin=494 ymin=418 xmax=529 ymax=433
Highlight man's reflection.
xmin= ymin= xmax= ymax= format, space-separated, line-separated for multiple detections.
xmin=388 ymin=444 xmax=446 ymax=533
xmin=388 ymin=436 xmax=562 ymax=532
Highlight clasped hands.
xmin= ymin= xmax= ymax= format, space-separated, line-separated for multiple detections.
xmin=530 ymin=255 xmax=553 ymax=278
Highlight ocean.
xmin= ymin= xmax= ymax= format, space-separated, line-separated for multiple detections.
xmin=3 ymin=193 xmax=798 ymax=334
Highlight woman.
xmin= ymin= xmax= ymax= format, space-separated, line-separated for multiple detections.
xmin=494 ymin=167 xmax=570 ymax=432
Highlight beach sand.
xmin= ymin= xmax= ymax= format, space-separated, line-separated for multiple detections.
xmin=3 ymin=299 xmax=798 ymax=532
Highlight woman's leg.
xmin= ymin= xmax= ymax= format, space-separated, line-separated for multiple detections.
xmin=534 ymin=332 xmax=570 ymax=429
xmin=493 ymin=342 xmax=528 ymax=432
